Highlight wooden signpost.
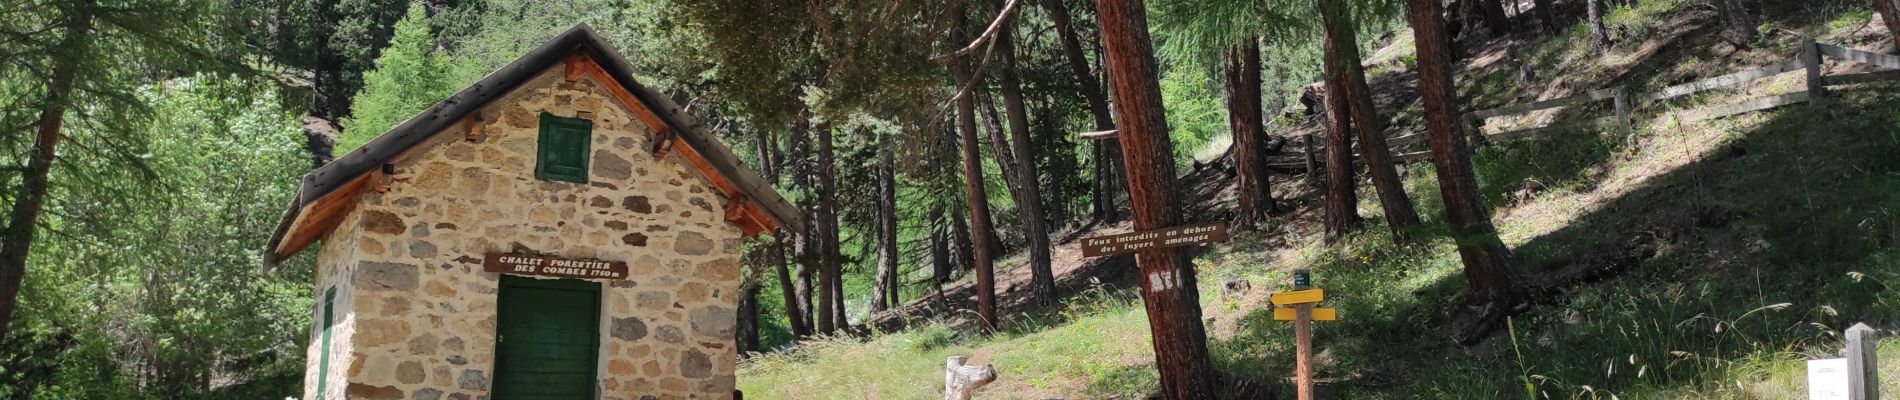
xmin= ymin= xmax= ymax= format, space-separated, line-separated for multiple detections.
xmin=1273 ymin=270 xmax=1335 ymax=400
xmin=482 ymin=253 xmax=629 ymax=280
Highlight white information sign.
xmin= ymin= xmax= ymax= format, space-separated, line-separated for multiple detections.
xmin=1807 ymin=358 xmax=1850 ymax=400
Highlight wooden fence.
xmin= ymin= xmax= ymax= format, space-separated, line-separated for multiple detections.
xmin=1382 ymin=39 xmax=1900 ymax=163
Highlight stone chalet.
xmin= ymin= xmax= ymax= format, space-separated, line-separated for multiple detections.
xmin=262 ymin=24 xmax=800 ymax=400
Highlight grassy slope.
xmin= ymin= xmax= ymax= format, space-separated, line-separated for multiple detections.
xmin=741 ymin=1 xmax=1900 ymax=398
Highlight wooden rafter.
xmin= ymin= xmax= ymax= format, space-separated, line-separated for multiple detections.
xmin=368 ymin=168 xmax=389 ymax=193
xmin=652 ymin=132 xmax=676 ymax=156
xmin=724 ymin=199 xmax=748 ymax=222
xmin=463 ymin=113 xmax=484 ymax=142
xmin=564 ymin=53 xmax=586 ymax=82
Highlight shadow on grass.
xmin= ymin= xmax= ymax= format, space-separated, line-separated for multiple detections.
xmin=1471 ymin=126 xmax=1623 ymax=209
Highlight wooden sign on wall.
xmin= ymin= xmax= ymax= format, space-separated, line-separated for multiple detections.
xmin=483 ymin=253 xmax=628 ymax=280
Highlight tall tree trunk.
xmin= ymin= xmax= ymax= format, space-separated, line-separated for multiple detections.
xmin=737 ymin=280 xmax=761 ymax=353
xmin=1325 ymin=2 xmax=1423 ymax=239
xmin=1043 ymin=0 xmax=1123 ymax=223
xmin=817 ymin=121 xmax=845 ymax=332
xmin=1878 ymin=0 xmax=1900 ymax=54
xmin=758 ymin=125 xmax=809 ymax=338
xmin=929 ymin=205 xmax=952 ymax=287
xmin=991 ymin=19 xmax=1057 ymax=307
xmin=1319 ymin=38 xmax=1362 ymax=241
xmin=948 ymin=201 xmax=976 ymax=274
xmin=774 ymin=233 xmax=807 ymax=336
xmin=952 ymin=7 xmax=999 ymax=333
xmin=982 ymin=96 xmax=1026 ymax=199
xmin=941 ymin=128 xmax=978 ymax=277
xmin=1587 ymin=0 xmax=1612 ymax=49
xmin=1092 ymin=0 xmax=1218 ymax=397
xmin=869 ymin=131 xmax=900 ymax=318
xmin=1225 ymin=39 xmax=1275 ymax=231
xmin=1451 ymin=0 xmax=1480 ymax=40
xmin=1481 ymin=0 xmax=1510 ymax=34
xmin=976 ymin=97 xmax=1021 ymax=265
xmin=1714 ymin=0 xmax=1756 ymax=47
xmin=1533 ymin=0 xmax=1557 ymax=34
xmin=1407 ymin=0 xmax=1532 ymax=344
xmin=0 ymin=0 xmax=95 ymax=346
xmin=790 ymin=110 xmax=819 ymax=335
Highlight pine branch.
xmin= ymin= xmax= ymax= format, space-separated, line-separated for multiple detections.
xmin=929 ymin=0 xmax=1022 ymax=62
xmin=922 ymin=26 xmax=1003 ymax=136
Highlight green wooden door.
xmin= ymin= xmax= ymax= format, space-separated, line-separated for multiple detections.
xmin=493 ymin=276 xmax=601 ymax=399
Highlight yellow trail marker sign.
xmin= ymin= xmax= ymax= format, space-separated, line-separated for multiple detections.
xmin=1274 ymin=307 xmax=1337 ymax=321
xmin=1270 ymin=289 xmax=1325 ymax=305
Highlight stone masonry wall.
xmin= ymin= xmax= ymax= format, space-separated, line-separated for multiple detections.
xmin=317 ymin=68 xmax=744 ymax=400
xmin=305 ymin=206 xmax=364 ymax=400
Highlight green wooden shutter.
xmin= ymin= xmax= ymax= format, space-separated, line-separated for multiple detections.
xmin=536 ymin=113 xmax=593 ymax=183
xmin=316 ymin=287 xmax=336 ymax=399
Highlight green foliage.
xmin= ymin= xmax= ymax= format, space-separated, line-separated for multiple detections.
xmin=337 ymin=3 xmax=454 ymax=154
xmin=1159 ymin=68 xmax=1226 ymax=165
xmin=438 ymin=0 xmax=686 ymax=89
xmin=4 ymin=77 xmax=312 ymax=399
xmin=1150 ymin=0 xmax=1298 ymax=66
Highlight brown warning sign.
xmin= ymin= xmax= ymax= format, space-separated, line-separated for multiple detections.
xmin=482 ymin=253 xmax=629 ymax=280
xmin=1080 ymin=222 xmax=1229 ymax=258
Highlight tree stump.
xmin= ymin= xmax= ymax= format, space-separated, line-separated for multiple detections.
xmin=943 ymin=356 xmax=997 ymax=400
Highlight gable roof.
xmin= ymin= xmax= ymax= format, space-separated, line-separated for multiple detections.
xmin=263 ymin=24 xmax=801 ymax=266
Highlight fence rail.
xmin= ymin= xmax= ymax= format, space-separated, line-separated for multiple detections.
xmin=1645 ymin=59 xmax=1803 ymax=102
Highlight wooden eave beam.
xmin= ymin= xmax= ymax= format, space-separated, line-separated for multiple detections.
xmin=272 ymin=172 xmax=375 ymax=260
xmin=569 ymin=53 xmax=674 ymax=147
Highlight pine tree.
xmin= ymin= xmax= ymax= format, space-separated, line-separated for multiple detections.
xmin=1405 ymin=0 xmax=1532 ymax=344
xmin=1588 ymin=0 xmax=1613 ymax=49
xmin=987 ymin=0 xmax=1057 ymax=306
xmin=1042 ymin=0 xmax=1124 ymax=223
xmin=1320 ymin=0 xmax=1420 ymax=240
xmin=0 ymin=0 xmax=264 ymax=350
xmin=0 ymin=0 xmax=97 ymax=349
xmin=1225 ymin=38 xmax=1276 ymax=230
xmin=952 ymin=6 xmax=1001 ymax=332
xmin=305 ymin=0 xmax=409 ymax=167
xmin=336 ymin=3 xmax=453 ymax=154
xmin=1093 ymin=0 xmax=1219 ymax=397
